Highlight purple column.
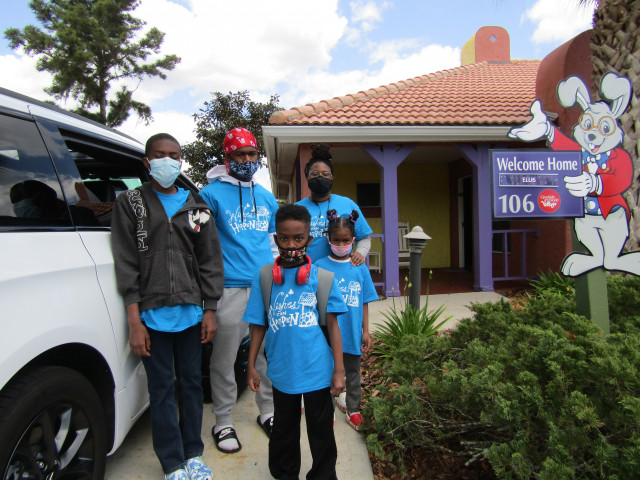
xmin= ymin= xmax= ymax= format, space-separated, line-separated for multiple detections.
xmin=362 ymin=143 xmax=415 ymax=297
xmin=456 ymin=143 xmax=494 ymax=291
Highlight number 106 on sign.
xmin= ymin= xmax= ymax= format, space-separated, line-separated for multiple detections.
xmin=497 ymin=194 xmax=535 ymax=214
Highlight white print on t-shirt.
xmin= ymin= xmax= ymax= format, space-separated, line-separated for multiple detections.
xmin=310 ymin=214 xmax=327 ymax=240
xmin=268 ymin=289 xmax=318 ymax=332
xmin=225 ymin=203 xmax=270 ymax=234
xmin=337 ymin=277 xmax=360 ymax=307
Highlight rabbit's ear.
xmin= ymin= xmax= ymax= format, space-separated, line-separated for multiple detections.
xmin=557 ymin=76 xmax=591 ymax=111
xmin=600 ymin=72 xmax=632 ymax=119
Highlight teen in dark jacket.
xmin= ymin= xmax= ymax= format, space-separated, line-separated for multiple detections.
xmin=111 ymin=133 xmax=223 ymax=480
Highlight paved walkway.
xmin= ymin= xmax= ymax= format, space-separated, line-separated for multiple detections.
xmin=105 ymin=291 xmax=504 ymax=479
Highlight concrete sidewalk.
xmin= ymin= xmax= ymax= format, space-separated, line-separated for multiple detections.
xmin=105 ymin=291 xmax=504 ymax=479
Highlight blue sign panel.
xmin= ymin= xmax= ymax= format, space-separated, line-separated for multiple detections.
xmin=491 ymin=150 xmax=584 ymax=219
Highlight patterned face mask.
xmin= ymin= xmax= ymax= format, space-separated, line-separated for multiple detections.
xmin=227 ymin=159 xmax=259 ymax=180
xmin=277 ymin=244 xmax=308 ymax=263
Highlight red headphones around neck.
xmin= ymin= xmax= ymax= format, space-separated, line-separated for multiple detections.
xmin=272 ymin=255 xmax=312 ymax=285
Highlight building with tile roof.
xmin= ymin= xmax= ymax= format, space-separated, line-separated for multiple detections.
xmin=263 ymin=26 xmax=585 ymax=296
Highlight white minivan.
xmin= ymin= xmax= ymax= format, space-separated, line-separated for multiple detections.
xmin=0 ymin=88 xmax=197 ymax=479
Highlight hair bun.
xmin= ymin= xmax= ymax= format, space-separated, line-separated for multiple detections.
xmin=310 ymin=144 xmax=332 ymax=160
xmin=326 ymin=209 xmax=338 ymax=222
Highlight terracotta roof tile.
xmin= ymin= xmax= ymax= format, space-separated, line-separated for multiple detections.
xmin=269 ymin=60 xmax=541 ymax=126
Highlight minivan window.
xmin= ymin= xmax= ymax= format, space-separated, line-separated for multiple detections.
xmin=0 ymin=114 xmax=72 ymax=227
xmin=57 ymin=131 xmax=147 ymax=227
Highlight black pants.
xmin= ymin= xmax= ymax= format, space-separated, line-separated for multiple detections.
xmin=269 ymin=386 xmax=338 ymax=480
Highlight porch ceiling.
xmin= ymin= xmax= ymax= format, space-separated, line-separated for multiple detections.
xmin=263 ymin=124 xmax=514 ymax=193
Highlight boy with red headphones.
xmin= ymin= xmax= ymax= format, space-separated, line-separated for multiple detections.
xmin=244 ymin=204 xmax=347 ymax=480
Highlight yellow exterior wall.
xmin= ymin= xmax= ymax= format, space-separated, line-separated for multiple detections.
xmin=331 ymin=161 xmax=450 ymax=268
xmin=461 ymin=34 xmax=476 ymax=66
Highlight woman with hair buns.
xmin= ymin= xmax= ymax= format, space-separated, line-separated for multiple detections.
xmin=296 ymin=144 xmax=372 ymax=265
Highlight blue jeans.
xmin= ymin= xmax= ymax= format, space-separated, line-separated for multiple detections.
xmin=142 ymin=325 xmax=204 ymax=474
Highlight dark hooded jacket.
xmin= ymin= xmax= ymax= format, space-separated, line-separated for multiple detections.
xmin=111 ymin=182 xmax=223 ymax=312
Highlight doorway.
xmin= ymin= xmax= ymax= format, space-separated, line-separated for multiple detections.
xmin=458 ymin=176 xmax=473 ymax=270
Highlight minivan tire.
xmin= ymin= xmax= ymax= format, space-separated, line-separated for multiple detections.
xmin=0 ymin=366 xmax=108 ymax=480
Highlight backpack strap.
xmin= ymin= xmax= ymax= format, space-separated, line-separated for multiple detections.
xmin=259 ymin=264 xmax=273 ymax=318
xmin=315 ymin=267 xmax=334 ymax=327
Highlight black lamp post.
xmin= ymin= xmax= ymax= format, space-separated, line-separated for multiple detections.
xmin=403 ymin=226 xmax=431 ymax=310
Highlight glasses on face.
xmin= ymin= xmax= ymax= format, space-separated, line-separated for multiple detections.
xmin=230 ymin=150 xmax=259 ymax=161
xmin=579 ymin=113 xmax=617 ymax=137
xmin=308 ymin=171 xmax=332 ymax=179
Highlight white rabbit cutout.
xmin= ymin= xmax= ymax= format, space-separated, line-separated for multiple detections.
xmin=508 ymin=73 xmax=640 ymax=277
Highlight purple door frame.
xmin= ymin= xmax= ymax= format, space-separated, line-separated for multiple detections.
xmin=361 ymin=143 xmax=416 ymax=297
xmin=456 ymin=143 xmax=494 ymax=291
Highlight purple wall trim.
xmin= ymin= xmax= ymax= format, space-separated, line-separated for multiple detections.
xmin=456 ymin=143 xmax=495 ymax=291
xmin=361 ymin=143 xmax=415 ymax=297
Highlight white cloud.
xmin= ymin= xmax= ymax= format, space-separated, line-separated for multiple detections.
xmin=344 ymin=0 xmax=390 ymax=46
xmin=119 ymin=110 xmax=196 ymax=146
xmin=132 ymin=0 xmax=348 ymax=103
xmin=523 ymin=0 xmax=595 ymax=44
xmin=349 ymin=0 xmax=390 ymax=32
xmin=0 ymin=53 xmax=51 ymax=101
xmin=368 ymin=38 xmax=421 ymax=65
xmin=279 ymin=43 xmax=459 ymax=109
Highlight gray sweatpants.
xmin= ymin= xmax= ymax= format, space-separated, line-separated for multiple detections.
xmin=344 ymin=352 xmax=362 ymax=412
xmin=209 ymin=287 xmax=273 ymax=426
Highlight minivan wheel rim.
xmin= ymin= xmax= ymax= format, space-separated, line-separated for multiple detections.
xmin=4 ymin=403 xmax=95 ymax=480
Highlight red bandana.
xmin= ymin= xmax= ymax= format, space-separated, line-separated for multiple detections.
xmin=223 ymin=127 xmax=257 ymax=154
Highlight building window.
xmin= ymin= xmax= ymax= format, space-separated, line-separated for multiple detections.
xmin=357 ymin=183 xmax=380 ymax=207
xmin=356 ymin=182 xmax=381 ymax=218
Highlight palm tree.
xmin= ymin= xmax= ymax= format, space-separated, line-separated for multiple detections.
xmin=589 ymin=0 xmax=640 ymax=250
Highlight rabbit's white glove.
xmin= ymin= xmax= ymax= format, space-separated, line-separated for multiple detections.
xmin=508 ymin=100 xmax=553 ymax=142
xmin=564 ymin=171 xmax=601 ymax=197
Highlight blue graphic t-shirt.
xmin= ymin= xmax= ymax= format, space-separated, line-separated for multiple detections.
xmin=296 ymin=194 xmax=372 ymax=262
xmin=243 ymin=264 xmax=348 ymax=394
xmin=315 ymin=256 xmax=379 ymax=354
xmin=141 ymin=187 xmax=203 ymax=332
xmin=200 ymin=179 xmax=278 ymax=286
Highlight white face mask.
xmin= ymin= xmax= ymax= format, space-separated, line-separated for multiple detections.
xmin=149 ymin=157 xmax=181 ymax=188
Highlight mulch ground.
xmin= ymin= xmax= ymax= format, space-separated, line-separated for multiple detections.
xmin=362 ymin=287 xmax=530 ymax=479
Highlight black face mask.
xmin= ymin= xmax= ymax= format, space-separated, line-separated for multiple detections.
xmin=308 ymin=177 xmax=333 ymax=196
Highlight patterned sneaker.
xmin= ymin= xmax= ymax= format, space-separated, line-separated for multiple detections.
xmin=185 ymin=457 xmax=213 ymax=480
xmin=336 ymin=391 xmax=347 ymax=413
xmin=347 ymin=411 xmax=364 ymax=432
xmin=165 ymin=468 xmax=189 ymax=480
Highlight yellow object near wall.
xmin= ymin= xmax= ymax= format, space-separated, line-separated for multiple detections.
xmin=332 ymin=161 xmax=450 ymax=269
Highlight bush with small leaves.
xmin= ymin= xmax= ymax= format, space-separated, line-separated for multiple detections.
xmin=364 ymin=274 xmax=640 ymax=479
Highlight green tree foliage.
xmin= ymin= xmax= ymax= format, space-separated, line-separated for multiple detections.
xmin=181 ymin=91 xmax=282 ymax=186
xmin=4 ymin=0 xmax=180 ymax=127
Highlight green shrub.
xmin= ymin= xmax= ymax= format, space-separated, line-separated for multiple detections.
xmin=529 ymin=270 xmax=575 ymax=298
xmin=607 ymin=274 xmax=640 ymax=335
xmin=364 ymin=275 xmax=640 ymax=479
xmin=372 ymin=294 xmax=450 ymax=359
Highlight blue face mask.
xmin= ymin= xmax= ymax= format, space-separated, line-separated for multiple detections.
xmin=149 ymin=157 xmax=181 ymax=188
xmin=228 ymin=160 xmax=259 ymax=180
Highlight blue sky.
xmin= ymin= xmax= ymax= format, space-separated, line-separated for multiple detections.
xmin=0 ymin=0 xmax=595 ymax=145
